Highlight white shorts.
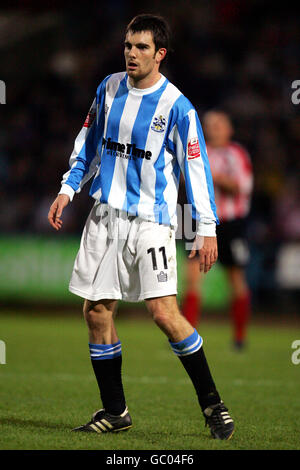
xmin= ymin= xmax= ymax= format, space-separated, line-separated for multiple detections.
xmin=69 ymin=203 xmax=177 ymax=302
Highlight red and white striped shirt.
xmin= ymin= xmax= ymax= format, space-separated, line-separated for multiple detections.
xmin=207 ymin=142 xmax=253 ymax=223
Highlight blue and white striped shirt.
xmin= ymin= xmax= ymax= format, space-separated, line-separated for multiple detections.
xmin=59 ymin=72 xmax=218 ymax=235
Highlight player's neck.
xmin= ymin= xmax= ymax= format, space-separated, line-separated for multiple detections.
xmin=129 ymin=71 xmax=162 ymax=90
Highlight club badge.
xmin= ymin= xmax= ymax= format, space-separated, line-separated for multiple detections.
xmin=151 ymin=115 xmax=166 ymax=133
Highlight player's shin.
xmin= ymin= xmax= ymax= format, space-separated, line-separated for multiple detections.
xmin=89 ymin=341 xmax=127 ymax=415
xmin=169 ymin=329 xmax=221 ymax=411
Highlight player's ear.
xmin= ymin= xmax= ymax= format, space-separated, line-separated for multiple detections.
xmin=156 ymin=48 xmax=167 ymax=64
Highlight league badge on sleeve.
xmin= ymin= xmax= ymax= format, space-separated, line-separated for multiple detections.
xmin=188 ymin=137 xmax=201 ymax=160
xmin=83 ymin=110 xmax=96 ymax=128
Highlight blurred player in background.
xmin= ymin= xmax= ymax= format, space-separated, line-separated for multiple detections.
xmin=182 ymin=110 xmax=253 ymax=349
xmin=48 ymin=15 xmax=234 ymax=440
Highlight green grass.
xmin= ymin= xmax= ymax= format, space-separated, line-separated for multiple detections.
xmin=0 ymin=310 xmax=300 ymax=450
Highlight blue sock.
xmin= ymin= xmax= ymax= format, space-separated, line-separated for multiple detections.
xmin=89 ymin=340 xmax=122 ymax=360
xmin=169 ymin=329 xmax=203 ymax=357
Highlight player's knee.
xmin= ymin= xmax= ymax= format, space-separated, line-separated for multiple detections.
xmin=85 ymin=310 xmax=111 ymax=333
xmin=154 ymin=312 xmax=173 ymax=330
xmin=83 ymin=300 xmax=112 ymax=328
xmin=148 ymin=302 xmax=173 ymax=329
xmin=83 ymin=300 xmax=95 ymax=320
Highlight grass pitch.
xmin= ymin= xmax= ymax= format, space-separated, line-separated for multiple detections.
xmin=0 ymin=309 xmax=299 ymax=450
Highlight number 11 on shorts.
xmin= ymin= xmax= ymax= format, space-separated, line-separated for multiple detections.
xmin=147 ymin=246 xmax=168 ymax=270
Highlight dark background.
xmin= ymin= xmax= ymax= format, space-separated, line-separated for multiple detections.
xmin=0 ymin=0 xmax=299 ymax=314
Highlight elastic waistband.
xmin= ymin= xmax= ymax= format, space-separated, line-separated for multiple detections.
xmin=94 ymin=202 xmax=175 ymax=230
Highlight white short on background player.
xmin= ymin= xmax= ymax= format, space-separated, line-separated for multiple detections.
xmin=48 ymin=14 xmax=234 ymax=440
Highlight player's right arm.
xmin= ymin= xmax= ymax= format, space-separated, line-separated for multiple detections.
xmin=48 ymin=194 xmax=70 ymax=231
xmin=47 ymin=96 xmax=99 ymax=231
xmin=59 ymin=94 xmax=101 ymax=202
xmin=48 ymin=77 xmax=109 ymax=231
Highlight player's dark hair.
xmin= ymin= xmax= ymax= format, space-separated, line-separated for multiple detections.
xmin=126 ymin=14 xmax=171 ymax=54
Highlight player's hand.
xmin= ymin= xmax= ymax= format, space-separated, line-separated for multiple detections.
xmin=189 ymin=235 xmax=218 ymax=274
xmin=47 ymin=194 xmax=70 ymax=231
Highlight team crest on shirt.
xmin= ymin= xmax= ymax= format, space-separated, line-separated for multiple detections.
xmin=151 ymin=115 xmax=166 ymax=133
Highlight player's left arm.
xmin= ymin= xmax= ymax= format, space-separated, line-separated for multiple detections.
xmin=172 ymin=107 xmax=219 ymax=273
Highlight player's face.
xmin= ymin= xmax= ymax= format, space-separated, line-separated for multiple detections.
xmin=203 ymin=112 xmax=233 ymax=146
xmin=124 ymin=30 xmax=166 ymax=87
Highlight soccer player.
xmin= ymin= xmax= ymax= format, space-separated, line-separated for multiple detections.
xmin=182 ymin=110 xmax=253 ymax=349
xmin=48 ymin=15 xmax=234 ymax=440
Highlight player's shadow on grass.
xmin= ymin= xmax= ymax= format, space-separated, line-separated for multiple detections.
xmin=0 ymin=417 xmax=67 ymax=431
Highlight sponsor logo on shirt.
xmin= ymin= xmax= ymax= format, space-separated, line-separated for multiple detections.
xmin=151 ymin=115 xmax=166 ymax=133
xmin=188 ymin=137 xmax=201 ymax=160
xmin=102 ymin=137 xmax=152 ymax=160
